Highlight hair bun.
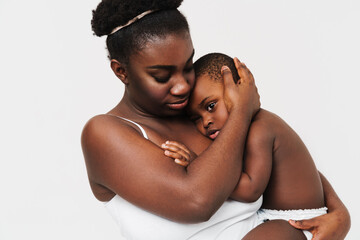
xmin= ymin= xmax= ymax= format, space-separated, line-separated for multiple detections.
xmin=91 ymin=0 xmax=184 ymax=37
xmin=152 ymin=0 xmax=183 ymax=10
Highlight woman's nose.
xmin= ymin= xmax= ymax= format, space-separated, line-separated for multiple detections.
xmin=170 ymin=75 xmax=191 ymax=96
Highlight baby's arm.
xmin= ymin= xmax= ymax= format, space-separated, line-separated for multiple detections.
xmin=230 ymin=119 xmax=273 ymax=202
xmin=163 ymin=121 xmax=273 ymax=203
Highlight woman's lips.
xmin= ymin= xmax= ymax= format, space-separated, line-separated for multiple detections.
xmin=167 ymin=98 xmax=189 ymax=110
xmin=208 ymin=130 xmax=220 ymax=140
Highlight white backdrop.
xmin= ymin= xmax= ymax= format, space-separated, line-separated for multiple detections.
xmin=0 ymin=0 xmax=359 ymax=239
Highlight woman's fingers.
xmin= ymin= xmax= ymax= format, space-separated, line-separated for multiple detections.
xmin=289 ymin=219 xmax=319 ymax=239
xmin=234 ymin=57 xmax=245 ymax=83
xmin=221 ymin=65 xmax=236 ymax=89
xmin=234 ymin=57 xmax=254 ymax=85
xmin=221 ymin=65 xmax=238 ymax=112
xmin=289 ymin=219 xmax=315 ymax=230
xmin=233 ymin=58 xmax=260 ymax=116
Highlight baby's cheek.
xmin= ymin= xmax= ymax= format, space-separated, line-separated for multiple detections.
xmin=196 ymin=123 xmax=206 ymax=136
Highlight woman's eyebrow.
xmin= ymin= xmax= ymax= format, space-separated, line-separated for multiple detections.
xmin=146 ymin=49 xmax=195 ymax=70
xmin=146 ymin=65 xmax=175 ymax=70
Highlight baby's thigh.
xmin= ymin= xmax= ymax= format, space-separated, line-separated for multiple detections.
xmin=242 ymin=220 xmax=306 ymax=240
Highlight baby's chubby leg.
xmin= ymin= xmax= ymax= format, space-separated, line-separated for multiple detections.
xmin=242 ymin=220 xmax=306 ymax=240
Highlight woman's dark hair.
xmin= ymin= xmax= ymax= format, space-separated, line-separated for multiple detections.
xmin=194 ymin=53 xmax=240 ymax=83
xmin=91 ymin=0 xmax=189 ymax=64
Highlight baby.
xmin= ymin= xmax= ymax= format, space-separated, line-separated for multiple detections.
xmin=162 ymin=53 xmax=327 ymax=239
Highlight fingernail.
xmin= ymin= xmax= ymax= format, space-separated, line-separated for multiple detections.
xmin=164 ymin=150 xmax=169 ymax=155
xmin=174 ymin=159 xmax=187 ymax=166
xmin=221 ymin=66 xmax=230 ymax=73
xmin=165 ymin=141 xmax=169 ymax=144
xmin=161 ymin=143 xmax=166 ymax=148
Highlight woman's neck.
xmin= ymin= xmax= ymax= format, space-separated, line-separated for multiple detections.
xmin=108 ymin=92 xmax=187 ymax=123
xmin=111 ymin=95 xmax=155 ymax=119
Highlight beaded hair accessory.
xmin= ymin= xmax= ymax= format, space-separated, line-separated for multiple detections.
xmin=110 ymin=10 xmax=155 ymax=35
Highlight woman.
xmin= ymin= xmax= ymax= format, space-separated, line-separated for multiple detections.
xmin=82 ymin=0 xmax=350 ymax=239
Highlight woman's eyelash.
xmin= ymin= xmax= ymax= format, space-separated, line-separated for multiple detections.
xmin=184 ymin=65 xmax=194 ymax=72
xmin=153 ymin=65 xmax=193 ymax=82
xmin=154 ymin=76 xmax=170 ymax=83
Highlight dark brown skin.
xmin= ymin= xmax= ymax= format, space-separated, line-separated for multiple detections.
xmin=188 ymin=69 xmax=324 ymax=209
xmin=167 ymin=59 xmax=350 ymax=238
xmin=82 ymin=29 xmax=350 ymax=238
xmin=290 ymin=172 xmax=351 ymax=240
xmin=231 ymin=109 xmax=325 ymax=210
xmin=243 ymin=173 xmax=351 ymax=240
xmin=243 ymin=220 xmax=307 ymax=240
xmin=81 ymin=33 xmax=260 ymax=223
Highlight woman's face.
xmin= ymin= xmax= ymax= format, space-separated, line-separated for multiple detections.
xmin=126 ymin=32 xmax=195 ymax=117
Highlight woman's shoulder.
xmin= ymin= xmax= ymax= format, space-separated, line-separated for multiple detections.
xmin=81 ymin=114 xmax=158 ymax=201
xmin=82 ymin=114 xmax=143 ymax=140
xmin=81 ymin=114 xmax=150 ymax=163
xmin=82 ymin=113 xmax=118 ymax=129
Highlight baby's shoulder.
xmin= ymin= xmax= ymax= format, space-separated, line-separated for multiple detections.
xmin=248 ymin=109 xmax=285 ymax=138
xmin=251 ymin=108 xmax=281 ymax=127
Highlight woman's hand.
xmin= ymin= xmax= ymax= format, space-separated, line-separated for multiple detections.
xmin=289 ymin=207 xmax=350 ymax=240
xmin=289 ymin=172 xmax=351 ymax=240
xmin=222 ymin=58 xmax=260 ymax=118
xmin=161 ymin=141 xmax=197 ymax=167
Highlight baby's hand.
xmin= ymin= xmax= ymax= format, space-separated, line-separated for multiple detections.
xmin=161 ymin=141 xmax=196 ymax=167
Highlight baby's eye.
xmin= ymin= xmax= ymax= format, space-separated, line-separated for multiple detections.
xmin=206 ymin=102 xmax=216 ymax=112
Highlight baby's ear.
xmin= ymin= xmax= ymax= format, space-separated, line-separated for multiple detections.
xmin=110 ymin=59 xmax=128 ymax=85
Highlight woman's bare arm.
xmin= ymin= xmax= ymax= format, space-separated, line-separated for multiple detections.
xmin=289 ymin=172 xmax=350 ymax=239
xmin=82 ymin=61 xmax=260 ymax=223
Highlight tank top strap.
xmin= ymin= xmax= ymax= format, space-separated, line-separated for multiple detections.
xmin=107 ymin=114 xmax=149 ymax=139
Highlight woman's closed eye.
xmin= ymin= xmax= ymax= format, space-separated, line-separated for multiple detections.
xmin=153 ymin=74 xmax=171 ymax=83
xmin=206 ymin=102 xmax=216 ymax=112
xmin=183 ymin=64 xmax=194 ymax=73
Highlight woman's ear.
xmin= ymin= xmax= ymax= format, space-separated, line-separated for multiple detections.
xmin=110 ymin=59 xmax=129 ymax=85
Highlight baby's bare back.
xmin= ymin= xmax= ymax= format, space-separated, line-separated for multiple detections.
xmin=251 ymin=109 xmax=324 ymax=210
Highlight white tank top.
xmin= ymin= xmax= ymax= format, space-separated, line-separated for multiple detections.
xmin=104 ymin=116 xmax=262 ymax=240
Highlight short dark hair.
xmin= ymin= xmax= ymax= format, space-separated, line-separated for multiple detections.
xmin=91 ymin=0 xmax=189 ymax=64
xmin=194 ymin=53 xmax=240 ymax=83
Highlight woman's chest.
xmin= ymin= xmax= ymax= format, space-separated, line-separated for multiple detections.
xmin=142 ymin=120 xmax=211 ymax=155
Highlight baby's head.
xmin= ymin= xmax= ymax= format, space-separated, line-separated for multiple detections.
xmin=188 ymin=53 xmax=240 ymax=139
